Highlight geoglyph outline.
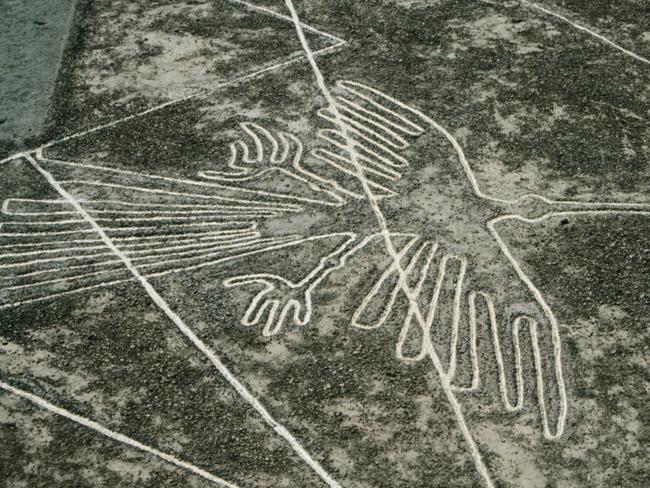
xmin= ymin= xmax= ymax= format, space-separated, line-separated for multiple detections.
xmin=1 ymin=1 xmax=649 ymax=487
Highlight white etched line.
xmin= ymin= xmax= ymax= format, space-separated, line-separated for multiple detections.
xmin=312 ymin=148 xmax=399 ymax=181
xmin=0 ymin=237 xmax=311 ymax=310
xmin=40 ymin=35 xmax=346 ymax=153
xmin=0 ymin=233 xmax=260 ymax=258
xmin=91 ymin=215 xmax=272 ymax=222
xmin=0 ymin=236 xmax=265 ymax=271
xmin=145 ymin=235 xmax=308 ymax=277
xmin=3 ymin=239 xmax=264 ymax=292
xmin=522 ymin=0 xmax=650 ymax=65
xmin=27 ymin=154 xmax=342 ymax=488
xmin=318 ymin=108 xmax=407 ymax=149
xmin=0 ymin=250 xmax=122 ymax=269
xmin=336 ymin=105 xmax=411 ymax=147
xmin=1 ymin=244 xmax=113 ymax=259
xmin=0 ymin=222 xmax=251 ymax=238
xmin=3 ymin=198 xmax=282 ymax=213
xmin=1 ymin=238 xmax=283 ymax=289
xmin=323 ymin=126 xmax=409 ymax=167
xmin=226 ymin=0 xmax=345 ymax=44
xmin=57 ymin=180 xmax=295 ymax=214
xmin=0 ymin=152 xmax=30 ymax=165
xmin=2 ymin=219 xmax=90 ymax=226
xmin=319 ymin=128 xmax=409 ymax=168
xmin=118 ymin=232 xmax=259 ymax=249
xmin=0 ymin=235 xmax=258 ymax=271
xmin=0 ymin=381 xmax=241 ymax=488
xmin=3 ymin=268 xmax=128 ymax=292
xmin=0 ymin=228 xmax=256 ymax=250
xmin=1 ymin=259 xmax=125 ymax=283
xmin=316 ymin=131 xmax=402 ymax=177
xmin=3 ymin=199 xmax=282 ymax=216
xmin=310 ymin=150 xmax=398 ymax=198
xmin=41 ymin=152 xmax=304 ymax=210
xmin=442 ymin=256 xmax=468 ymax=379
xmin=0 ymin=231 xmax=260 ymax=271
xmin=0 ymin=238 xmax=106 ymax=250
xmin=7 ymin=209 xmax=276 ymax=218
xmin=283 ymin=2 xmax=495 ymax=486
xmin=337 ymin=81 xmax=425 ymax=135
xmin=0 ymin=280 xmax=135 ymax=310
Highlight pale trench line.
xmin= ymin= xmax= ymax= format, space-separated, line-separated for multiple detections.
xmin=3 ymin=198 xmax=286 ymax=213
xmin=0 ymin=228 xmax=257 ymax=250
xmin=25 ymin=154 xmax=343 ymax=488
xmin=0 ymin=381 xmax=241 ymax=488
xmin=282 ymin=2 xmax=495 ymax=487
xmin=39 ymin=154 xmax=329 ymax=211
xmin=36 ymin=47 xmax=342 ymax=151
xmin=0 ymin=237 xmax=264 ymax=276
xmin=0 ymin=234 xmax=325 ymax=312
xmin=1 ymin=237 xmax=271 ymax=294
xmin=0 ymin=22 xmax=346 ymax=166
xmin=522 ymin=0 xmax=650 ymax=66
xmin=0 ymin=232 xmax=259 ymax=259
xmin=227 ymin=0 xmax=345 ymax=45
xmin=0 ymin=235 xmax=297 ymax=292
xmin=0 ymin=46 xmax=336 ymax=167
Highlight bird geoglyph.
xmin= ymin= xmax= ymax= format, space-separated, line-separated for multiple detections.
xmin=217 ymin=79 xmax=650 ymax=487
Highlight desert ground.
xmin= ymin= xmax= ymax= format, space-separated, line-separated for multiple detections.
xmin=1 ymin=1 xmax=649 ymax=487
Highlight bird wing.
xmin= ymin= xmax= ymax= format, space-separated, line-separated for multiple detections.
xmin=304 ymin=80 xmax=427 ymax=201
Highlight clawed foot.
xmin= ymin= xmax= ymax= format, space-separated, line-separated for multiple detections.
xmin=224 ymin=274 xmax=313 ymax=336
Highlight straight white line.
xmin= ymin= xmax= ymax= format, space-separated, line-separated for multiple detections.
xmin=1 ymin=238 xmax=285 ymax=285
xmin=4 ymin=198 xmax=278 ymax=211
xmin=0 ymin=222 xmax=257 ymax=238
xmin=0 ymin=39 xmax=340 ymax=167
xmin=0 ymin=236 xmax=261 ymax=271
xmin=0 ymin=235 xmax=319 ymax=311
xmin=0 ymin=228 xmax=256 ymax=250
xmin=53 ymin=177 xmax=300 ymax=212
xmin=5 ymin=209 xmax=276 ymax=217
xmin=41 ymin=152 xmax=334 ymax=209
xmin=1 ymin=238 xmax=264 ymax=292
xmin=0 ymin=381 xmax=241 ymax=488
xmin=227 ymin=0 xmax=345 ymax=44
xmin=283 ymin=1 xmax=495 ymax=486
xmin=27 ymin=154 xmax=341 ymax=488
xmin=37 ymin=41 xmax=345 ymax=154
xmin=0 ymin=279 xmax=134 ymax=310
xmin=522 ymin=0 xmax=650 ymax=65
xmin=0 ymin=0 xmax=351 ymax=169
xmin=0 ymin=153 xmax=28 ymax=165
